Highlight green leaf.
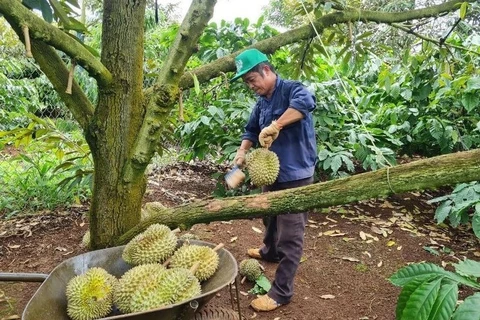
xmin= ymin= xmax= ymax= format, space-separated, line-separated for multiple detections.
xmin=256 ymin=274 xmax=271 ymax=292
xmin=389 ymin=263 xmax=480 ymax=289
xmin=434 ymin=200 xmax=452 ymax=224
xmin=426 ymin=282 xmax=458 ymax=320
xmin=192 ymin=73 xmax=200 ymax=95
xmin=48 ymin=0 xmax=70 ymax=26
xmin=330 ymin=155 xmax=342 ymax=173
xmin=461 ymin=93 xmax=478 ymax=113
xmin=40 ymin=0 xmax=53 ymax=23
xmin=452 ymin=293 xmax=480 ymax=320
xmin=472 ymin=206 xmax=480 ymax=238
xmin=396 ymin=275 xmax=442 ymax=320
xmin=459 ymin=2 xmax=468 ymax=20
xmin=467 ymin=77 xmax=480 ymax=91
xmin=453 ymin=259 xmax=480 ymax=278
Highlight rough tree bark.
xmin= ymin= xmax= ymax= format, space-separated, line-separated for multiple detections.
xmin=0 ymin=0 xmax=475 ymax=247
xmin=116 ymin=149 xmax=480 ymax=244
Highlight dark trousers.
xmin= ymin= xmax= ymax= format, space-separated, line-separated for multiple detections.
xmin=259 ymin=176 xmax=313 ymax=304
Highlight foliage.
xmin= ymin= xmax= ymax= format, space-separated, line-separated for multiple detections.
xmin=0 ymin=150 xmax=90 ymax=217
xmin=389 ymin=259 xmax=480 ymax=320
xmin=428 ymin=182 xmax=480 ymax=238
xmin=248 ymin=274 xmax=272 ymax=295
xmin=0 ymin=114 xmax=92 ymax=216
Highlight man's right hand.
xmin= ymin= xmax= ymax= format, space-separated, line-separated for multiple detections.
xmin=233 ymin=148 xmax=247 ymax=168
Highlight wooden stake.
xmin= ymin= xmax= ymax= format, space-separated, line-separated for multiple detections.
xmin=22 ymin=25 xmax=32 ymax=58
xmin=65 ymin=60 xmax=76 ymax=94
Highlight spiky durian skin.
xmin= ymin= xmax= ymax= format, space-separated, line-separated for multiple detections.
xmin=114 ymin=263 xmax=166 ymax=314
xmin=122 ymin=224 xmax=177 ymax=265
xmin=239 ymin=259 xmax=263 ymax=281
xmin=246 ymin=148 xmax=280 ymax=186
xmin=169 ymin=244 xmax=219 ymax=282
xmin=115 ymin=266 xmax=200 ymax=313
xmin=66 ymin=267 xmax=117 ymax=320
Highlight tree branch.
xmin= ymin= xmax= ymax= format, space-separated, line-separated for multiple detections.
xmin=391 ymin=22 xmax=480 ymax=56
xmin=6 ymin=23 xmax=94 ymax=129
xmin=117 ymin=148 xmax=480 ymax=244
xmin=124 ymin=0 xmax=217 ymax=181
xmin=30 ymin=40 xmax=95 ymax=130
xmin=177 ymin=0 xmax=472 ymax=89
xmin=0 ymin=0 xmax=112 ymax=88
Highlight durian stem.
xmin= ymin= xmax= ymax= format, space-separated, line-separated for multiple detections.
xmin=162 ymin=258 xmax=171 ymax=267
xmin=172 ymin=227 xmax=181 ymax=233
xmin=213 ymin=243 xmax=224 ymax=252
xmin=190 ymin=261 xmax=201 ymax=274
xmin=241 ymin=276 xmax=246 ymax=284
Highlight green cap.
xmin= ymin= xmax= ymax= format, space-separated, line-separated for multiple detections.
xmin=231 ymin=49 xmax=269 ymax=82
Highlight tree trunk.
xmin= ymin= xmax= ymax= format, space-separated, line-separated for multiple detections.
xmin=117 ymin=149 xmax=480 ymax=245
xmin=85 ymin=0 xmax=147 ymax=248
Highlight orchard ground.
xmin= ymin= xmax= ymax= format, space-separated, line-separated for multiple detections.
xmin=1 ymin=161 xmax=479 ymax=320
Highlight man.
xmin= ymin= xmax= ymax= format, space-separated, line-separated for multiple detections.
xmin=231 ymin=48 xmax=317 ymax=312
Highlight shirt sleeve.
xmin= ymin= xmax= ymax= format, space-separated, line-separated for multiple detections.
xmin=241 ymin=102 xmax=261 ymax=144
xmin=288 ymin=83 xmax=316 ymax=116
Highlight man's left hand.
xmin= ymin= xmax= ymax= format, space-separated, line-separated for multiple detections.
xmin=259 ymin=121 xmax=281 ymax=148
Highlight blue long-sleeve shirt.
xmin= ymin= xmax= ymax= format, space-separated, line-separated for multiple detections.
xmin=242 ymin=77 xmax=317 ymax=182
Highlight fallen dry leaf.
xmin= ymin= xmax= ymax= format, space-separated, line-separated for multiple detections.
xmin=377 ymin=261 xmax=383 ymax=267
xmin=230 ymin=236 xmax=238 ymax=243
xmin=359 ymin=231 xmax=367 ymax=240
xmin=342 ymin=256 xmax=360 ymax=262
xmin=320 ymin=294 xmax=336 ymax=299
xmin=252 ymin=227 xmax=262 ymax=234
xmin=7 ymin=244 xmax=20 ymax=249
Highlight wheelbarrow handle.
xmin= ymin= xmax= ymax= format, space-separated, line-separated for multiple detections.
xmin=0 ymin=272 xmax=49 ymax=282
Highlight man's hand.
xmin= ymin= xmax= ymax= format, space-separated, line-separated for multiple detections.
xmin=233 ymin=148 xmax=247 ymax=168
xmin=259 ymin=121 xmax=281 ymax=148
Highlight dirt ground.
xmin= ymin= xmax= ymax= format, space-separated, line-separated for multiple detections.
xmin=1 ymin=161 xmax=479 ymax=320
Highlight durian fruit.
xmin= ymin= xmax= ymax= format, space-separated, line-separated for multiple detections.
xmin=66 ymin=267 xmax=117 ymax=320
xmin=114 ymin=263 xmax=166 ymax=314
xmin=122 ymin=224 xmax=177 ymax=265
xmin=239 ymin=259 xmax=263 ymax=282
xmin=246 ymin=148 xmax=280 ymax=186
xmin=169 ymin=244 xmax=219 ymax=282
xmin=114 ymin=264 xmax=200 ymax=313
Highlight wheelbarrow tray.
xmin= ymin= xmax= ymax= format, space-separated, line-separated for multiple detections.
xmin=22 ymin=240 xmax=238 ymax=320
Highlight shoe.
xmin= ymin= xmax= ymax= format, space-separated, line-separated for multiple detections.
xmin=250 ymin=295 xmax=282 ymax=312
xmin=247 ymin=248 xmax=262 ymax=259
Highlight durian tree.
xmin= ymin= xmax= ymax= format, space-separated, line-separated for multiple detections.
xmin=0 ymin=0 xmax=477 ymax=248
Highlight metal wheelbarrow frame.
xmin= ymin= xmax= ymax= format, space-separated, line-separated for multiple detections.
xmin=1 ymin=240 xmax=240 ymax=320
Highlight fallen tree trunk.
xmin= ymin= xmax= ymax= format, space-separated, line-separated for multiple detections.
xmin=116 ymin=149 xmax=480 ymax=245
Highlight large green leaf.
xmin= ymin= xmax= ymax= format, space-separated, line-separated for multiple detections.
xmin=452 ymin=293 xmax=480 ymax=320
xmin=426 ymin=282 xmax=458 ymax=320
xmin=396 ymin=276 xmax=442 ymax=320
xmin=453 ymin=259 xmax=480 ymax=278
xmin=473 ymin=205 xmax=480 ymax=238
xmin=389 ymin=263 xmax=480 ymax=289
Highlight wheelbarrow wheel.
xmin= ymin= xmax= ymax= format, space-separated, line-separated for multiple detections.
xmin=195 ymin=306 xmax=241 ymax=320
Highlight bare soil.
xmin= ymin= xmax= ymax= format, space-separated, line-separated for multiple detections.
xmin=1 ymin=161 xmax=479 ymax=320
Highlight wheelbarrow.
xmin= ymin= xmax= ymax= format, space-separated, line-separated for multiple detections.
xmin=0 ymin=239 xmax=241 ymax=320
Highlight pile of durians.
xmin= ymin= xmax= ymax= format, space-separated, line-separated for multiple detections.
xmin=65 ymin=224 xmax=221 ymax=320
